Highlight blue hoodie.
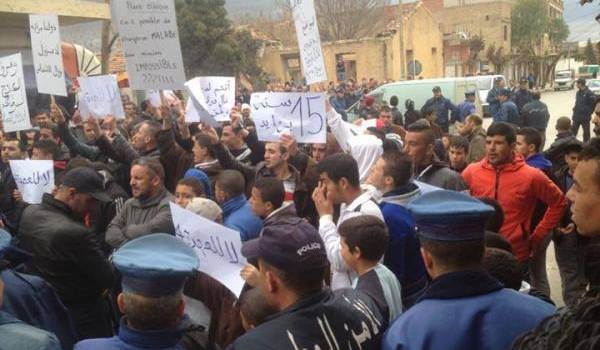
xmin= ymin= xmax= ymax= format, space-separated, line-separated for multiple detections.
xmin=380 ymin=183 xmax=428 ymax=308
xmin=526 ymin=153 xmax=552 ymax=172
xmin=221 ymin=194 xmax=263 ymax=242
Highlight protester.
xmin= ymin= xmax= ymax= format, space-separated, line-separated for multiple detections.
xmin=572 ymin=78 xmax=597 ymax=142
xmin=403 ymin=99 xmax=421 ymax=127
xmin=18 ymin=167 xmax=115 ymax=340
xmin=513 ymin=77 xmax=533 ymax=114
xmin=366 ymin=150 xmax=428 ymax=308
xmin=448 ymin=135 xmax=470 ymax=173
xmin=404 ymin=123 xmax=467 ymax=190
xmin=544 ymin=116 xmax=577 ymax=172
xmin=421 ymin=86 xmax=457 ymax=133
xmin=457 ymin=114 xmax=486 ymax=163
xmin=214 ymin=170 xmax=263 ymax=241
xmin=312 ymin=153 xmax=383 ymax=289
xmin=0 ymin=137 xmax=26 ymax=232
xmin=229 ymin=222 xmax=385 ymax=349
xmin=174 ymin=177 xmax=205 ymax=208
xmin=553 ymin=141 xmax=589 ymax=306
xmin=497 ymin=88 xmax=520 ymax=125
xmin=106 ymin=157 xmax=175 ymax=249
xmin=521 ymin=91 xmax=550 ymax=144
xmin=0 ymin=230 xmax=62 ymax=350
xmin=249 ymin=177 xmax=304 ymax=230
xmin=462 ymin=123 xmax=567 ymax=290
xmin=339 ymin=215 xmax=403 ymax=323
xmin=239 ymin=288 xmax=276 ymax=331
xmin=74 ymin=233 xmax=201 ymax=349
xmin=382 ymin=190 xmax=555 ymax=350
xmin=389 ymin=95 xmax=404 ymax=126
xmin=487 ymin=77 xmax=505 ymax=120
xmin=186 ymin=197 xmax=223 ymax=223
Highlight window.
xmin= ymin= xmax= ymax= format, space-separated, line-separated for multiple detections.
xmin=485 ymin=15 xmax=489 ymax=21
xmin=504 ymin=25 xmax=508 ymax=41
xmin=432 ymin=47 xmax=437 ymax=55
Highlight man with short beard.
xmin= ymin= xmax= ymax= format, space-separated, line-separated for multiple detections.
xmin=105 ymin=157 xmax=174 ymax=249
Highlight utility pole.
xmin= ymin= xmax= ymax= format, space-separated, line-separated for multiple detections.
xmin=398 ymin=0 xmax=406 ymax=80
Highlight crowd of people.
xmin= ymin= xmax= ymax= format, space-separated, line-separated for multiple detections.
xmin=0 ymin=73 xmax=600 ymax=350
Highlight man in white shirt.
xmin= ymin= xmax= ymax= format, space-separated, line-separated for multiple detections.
xmin=312 ymin=153 xmax=384 ymax=289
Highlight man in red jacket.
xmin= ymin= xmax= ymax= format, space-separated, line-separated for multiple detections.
xmin=462 ymin=122 xmax=567 ymax=288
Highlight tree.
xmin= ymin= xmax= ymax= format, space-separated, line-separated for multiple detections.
xmin=276 ymin=0 xmax=390 ymax=42
xmin=584 ymin=38 xmax=598 ymax=64
xmin=512 ymin=0 xmax=569 ymax=86
xmin=175 ymin=0 xmax=264 ymax=81
xmin=486 ymin=44 xmax=509 ymax=74
xmin=467 ymin=35 xmax=485 ymax=73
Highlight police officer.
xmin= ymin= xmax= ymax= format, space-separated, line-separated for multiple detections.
xmin=421 ymin=86 xmax=457 ymax=133
xmin=455 ymin=90 xmax=477 ymax=123
xmin=228 ymin=222 xmax=385 ymax=349
xmin=74 ymin=233 xmax=201 ymax=350
xmin=382 ymin=190 xmax=555 ymax=350
xmin=0 ymin=230 xmax=62 ymax=350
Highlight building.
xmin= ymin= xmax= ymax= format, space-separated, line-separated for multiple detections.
xmin=422 ymin=0 xmax=564 ymax=80
xmin=257 ymin=2 xmax=444 ymax=83
xmin=0 ymin=0 xmax=109 ymax=91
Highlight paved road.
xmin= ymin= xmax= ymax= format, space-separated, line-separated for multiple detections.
xmin=482 ymin=89 xmax=582 ymax=307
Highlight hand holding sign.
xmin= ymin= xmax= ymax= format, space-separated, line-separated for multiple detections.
xmin=170 ymin=203 xmax=247 ymax=297
xmin=9 ymin=160 xmax=54 ymax=204
xmin=250 ymin=92 xmax=326 ymax=144
xmin=0 ymin=53 xmax=32 ymax=133
xmin=78 ymin=75 xmax=125 ymax=120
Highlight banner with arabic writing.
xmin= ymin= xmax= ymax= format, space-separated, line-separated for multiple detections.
xmin=29 ymin=14 xmax=67 ymax=96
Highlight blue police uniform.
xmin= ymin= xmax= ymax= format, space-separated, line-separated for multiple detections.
xmin=0 ymin=230 xmax=62 ymax=350
xmin=74 ymin=234 xmax=201 ymax=350
xmin=382 ymin=191 xmax=556 ymax=350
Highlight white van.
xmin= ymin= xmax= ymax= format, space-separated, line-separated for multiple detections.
xmin=345 ymin=77 xmax=482 ymax=122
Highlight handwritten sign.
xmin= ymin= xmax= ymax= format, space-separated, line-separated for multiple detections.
xmin=170 ymin=203 xmax=246 ymax=296
xmin=29 ymin=14 xmax=67 ymax=96
xmin=291 ymin=0 xmax=327 ymax=84
xmin=250 ymin=92 xmax=326 ymax=143
xmin=146 ymin=89 xmax=177 ymax=108
xmin=9 ymin=160 xmax=54 ymax=204
xmin=78 ymin=75 xmax=125 ymax=120
xmin=185 ymin=77 xmax=234 ymax=122
xmin=111 ymin=0 xmax=186 ymax=90
xmin=0 ymin=53 xmax=32 ymax=133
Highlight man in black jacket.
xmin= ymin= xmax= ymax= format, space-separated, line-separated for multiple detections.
xmin=572 ymin=78 xmax=597 ymax=142
xmin=228 ymin=221 xmax=385 ymax=349
xmin=18 ymin=167 xmax=115 ymax=340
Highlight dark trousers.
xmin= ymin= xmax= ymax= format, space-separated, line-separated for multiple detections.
xmin=528 ymin=233 xmax=552 ymax=297
xmin=66 ymin=296 xmax=113 ymax=340
xmin=572 ymin=118 xmax=591 ymax=142
xmin=554 ymin=232 xmax=589 ymax=306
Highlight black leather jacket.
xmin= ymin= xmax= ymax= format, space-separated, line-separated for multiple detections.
xmin=17 ymin=194 xmax=114 ymax=305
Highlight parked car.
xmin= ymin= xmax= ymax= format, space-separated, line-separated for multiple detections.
xmin=554 ymin=70 xmax=575 ymax=91
xmin=345 ymin=78 xmax=482 ymax=122
xmin=588 ymin=79 xmax=600 ymax=95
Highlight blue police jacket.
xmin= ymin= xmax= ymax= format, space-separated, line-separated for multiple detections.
xmin=0 ymin=311 xmax=61 ymax=350
xmin=455 ymin=100 xmax=477 ymax=122
xmin=422 ymin=96 xmax=457 ymax=126
xmin=221 ymin=194 xmax=263 ymax=242
xmin=382 ymin=270 xmax=555 ymax=350
xmin=497 ymin=100 xmax=520 ymax=125
xmin=74 ymin=317 xmax=190 ymax=350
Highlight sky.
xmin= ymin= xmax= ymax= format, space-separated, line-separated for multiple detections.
xmin=224 ymin=0 xmax=600 ymax=43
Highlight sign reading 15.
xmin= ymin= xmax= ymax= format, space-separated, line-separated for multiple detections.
xmin=255 ymin=95 xmax=324 ymax=136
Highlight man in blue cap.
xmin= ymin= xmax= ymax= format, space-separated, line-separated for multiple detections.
xmin=455 ymin=90 xmax=477 ymax=123
xmin=0 ymin=229 xmax=62 ymax=350
xmin=228 ymin=222 xmax=386 ymax=349
xmin=75 ymin=233 xmax=200 ymax=350
xmin=382 ymin=190 xmax=555 ymax=350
